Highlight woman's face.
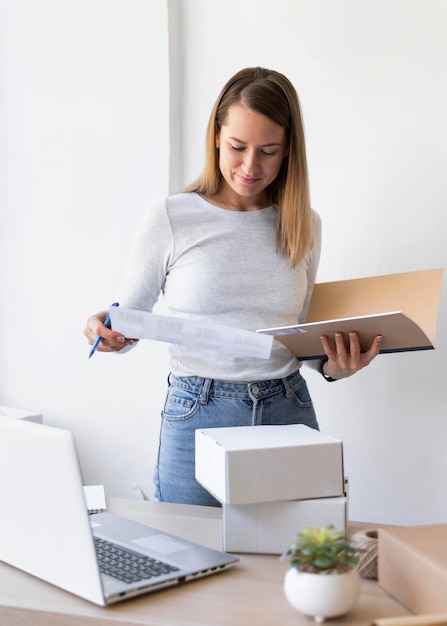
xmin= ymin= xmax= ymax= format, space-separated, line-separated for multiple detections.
xmin=215 ymin=102 xmax=289 ymax=209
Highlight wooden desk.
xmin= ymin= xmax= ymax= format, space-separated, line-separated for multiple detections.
xmin=0 ymin=498 xmax=411 ymax=626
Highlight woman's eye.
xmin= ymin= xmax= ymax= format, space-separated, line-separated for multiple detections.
xmin=228 ymin=143 xmax=277 ymax=156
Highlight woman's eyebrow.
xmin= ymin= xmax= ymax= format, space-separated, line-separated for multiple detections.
xmin=228 ymin=136 xmax=282 ymax=147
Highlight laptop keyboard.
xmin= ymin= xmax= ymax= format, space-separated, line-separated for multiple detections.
xmin=94 ymin=536 xmax=180 ymax=584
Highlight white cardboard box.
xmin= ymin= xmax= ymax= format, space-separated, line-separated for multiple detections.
xmin=0 ymin=405 xmax=42 ymax=423
xmin=223 ymin=496 xmax=347 ymax=554
xmin=195 ymin=424 xmax=344 ymax=505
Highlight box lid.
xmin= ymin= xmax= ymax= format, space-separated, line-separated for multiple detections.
xmin=198 ymin=424 xmax=340 ymax=451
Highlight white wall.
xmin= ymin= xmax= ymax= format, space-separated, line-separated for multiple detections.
xmin=1 ymin=0 xmax=447 ymax=525
xmin=174 ymin=0 xmax=447 ymax=525
xmin=0 ymin=0 xmax=170 ymax=499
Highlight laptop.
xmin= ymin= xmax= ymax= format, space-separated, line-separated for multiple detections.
xmin=0 ymin=416 xmax=238 ymax=606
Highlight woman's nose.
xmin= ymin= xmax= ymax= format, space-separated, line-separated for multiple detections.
xmin=242 ymin=150 xmax=259 ymax=176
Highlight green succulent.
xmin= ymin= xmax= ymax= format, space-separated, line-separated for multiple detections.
xmin=281 ymin=525 xmax=363 ymax=574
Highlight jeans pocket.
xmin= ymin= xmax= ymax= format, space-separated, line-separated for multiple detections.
xmin=288 ymin=375 xmax=314 ymax=410
xmin=162 ymin=385 xmax=200 ymax=421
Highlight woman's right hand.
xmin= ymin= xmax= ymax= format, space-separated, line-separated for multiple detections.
xmin=84 ymin=311 xmax=137 ymax=353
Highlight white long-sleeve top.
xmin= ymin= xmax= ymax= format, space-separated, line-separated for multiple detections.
xmin=117 ymin=193 xmax=321 ymax=381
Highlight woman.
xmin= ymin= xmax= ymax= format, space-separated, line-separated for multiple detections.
xmin=84 ymin=67 xmax=382 ymax=506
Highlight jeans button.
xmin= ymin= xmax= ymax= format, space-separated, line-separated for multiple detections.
xmin=251 ymin=385 xmax=260 ymax=394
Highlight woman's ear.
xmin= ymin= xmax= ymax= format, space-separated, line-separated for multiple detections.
xmin=215 ymin=128 xmax=221 ymax=149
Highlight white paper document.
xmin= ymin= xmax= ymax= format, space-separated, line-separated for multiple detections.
xmin=110 ymin=307 xmax=273 ymax=359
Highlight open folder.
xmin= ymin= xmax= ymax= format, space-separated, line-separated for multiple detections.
xmin=257 ymin=268 xmax=444 ymax=360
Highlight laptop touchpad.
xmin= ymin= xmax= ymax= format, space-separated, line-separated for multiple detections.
xmin=132 ymin=534 xmax=189 ymax=555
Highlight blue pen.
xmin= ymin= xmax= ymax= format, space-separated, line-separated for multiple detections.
xmin=88 ymin=302 xmax=120 ymax=359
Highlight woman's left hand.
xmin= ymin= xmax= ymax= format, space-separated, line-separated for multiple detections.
xmin=319 ymin=331 xmax=382 ymax=380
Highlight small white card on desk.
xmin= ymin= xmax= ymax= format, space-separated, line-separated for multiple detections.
xmin=83 ymin=485 xmax=107 ymax=514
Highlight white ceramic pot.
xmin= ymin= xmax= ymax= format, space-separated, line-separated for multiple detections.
xmin=284 ymin=567 xmax=360 ymax=623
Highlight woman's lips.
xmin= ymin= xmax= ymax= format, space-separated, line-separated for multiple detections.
xmin=237 ymin=174 xmax=261 ymax=185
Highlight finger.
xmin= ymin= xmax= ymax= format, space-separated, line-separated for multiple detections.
xmin=348 ymin=331 xmax=361 ymax=353
xmin=347 ymin=331 xmax=362 ymax=368
xmin=85 ymin=311 xmax=107 ymax=336
xmin=93 ymin=333 xmax=136 ymax=353
xmin=84 ymin=312 xmax=126 ymax=347
xmin=97 ymin=338 xmax=131 ymax=353
xmin=83 ymin=318 xmax=103 ymax=344
xmin=334 ymin=332 xmax=349 ymax=363
xmin=320 ymin=334 xmax=337 ymax=359
xmin=361 ymin=334 xmax=383 ymax=365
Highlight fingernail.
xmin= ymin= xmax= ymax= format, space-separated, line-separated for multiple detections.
xmin=117 ymin=336 xmax=125 ymax=343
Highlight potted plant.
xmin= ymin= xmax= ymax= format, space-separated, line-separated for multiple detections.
xmin=281 ymin=525 xmax=363 ymax=622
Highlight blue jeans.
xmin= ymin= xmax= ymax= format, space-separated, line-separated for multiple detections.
xmin=153 ymin=369 xmax=318 ymax=507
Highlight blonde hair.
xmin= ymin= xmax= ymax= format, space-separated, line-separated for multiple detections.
xmin=183 ymin=67 xmax=313 ymax=267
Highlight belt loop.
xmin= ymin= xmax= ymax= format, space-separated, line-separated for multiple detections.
xmin=199 ymin=378 xmax=212 ymax=404
xmin=282 ymin=375 xmax=292 ymax=399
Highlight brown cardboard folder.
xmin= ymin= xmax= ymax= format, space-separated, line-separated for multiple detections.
xmin=257 ymin=268 xmax=444 ymax=360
